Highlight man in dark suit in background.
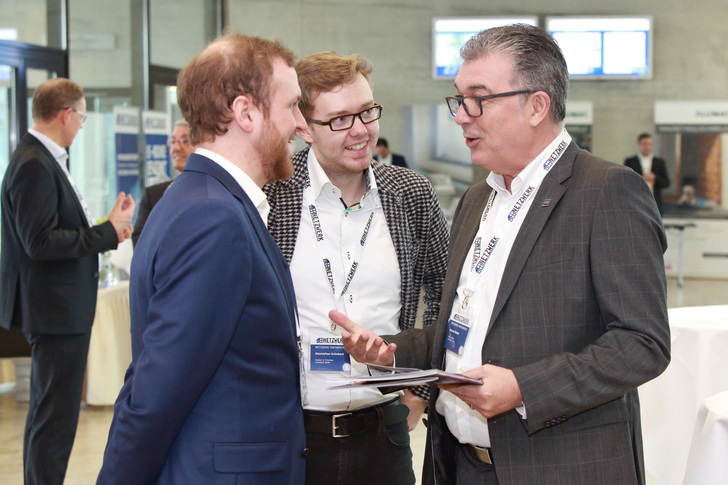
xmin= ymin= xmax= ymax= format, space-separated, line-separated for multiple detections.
xmin=97 ymin=33 xmax=307 ymax=484
xmin=132 ymin=119 xmax=195 ymax=246
xmin=375 ymin=137 xmax=408 ymax=168
xmin=0 ymin=77 xmax=135 ymax=485
xmin=624 ymin=133 xmax=671 ymax=214
xmin=334 ymin=24 xmax=670 ymax=485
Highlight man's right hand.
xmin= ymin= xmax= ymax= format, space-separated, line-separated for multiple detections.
xmin=108 ymin=192 xmax=135 ymax=242
xmin=329 ymin=310 xmax=397 ymax=366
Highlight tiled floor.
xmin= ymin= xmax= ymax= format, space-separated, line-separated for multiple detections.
xmin=1 ymin=277 xmax=726 ymax=484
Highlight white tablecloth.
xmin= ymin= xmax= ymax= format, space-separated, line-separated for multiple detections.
xmin=639 ymin=305 xmax=728 ymax=485
xmin=683 ymin=391 xmax=728 ymax=484
xmin=86 ymin=281 xmax=132 ymax=406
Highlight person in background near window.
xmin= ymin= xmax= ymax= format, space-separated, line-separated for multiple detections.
xmin=264 ymin=51 xmax=449 ymax=485
xmin=132 ymin=119 xmax=195 ymax=247
xmin=0 ymin=77 xmax=135 ymax=485
xmin=624 ymin=133 xmax=670 ymax=214
xmin=334 ymin=24 xmax=670 ymax=485
xmin=375 ymin=137 xmax=408 ymax=168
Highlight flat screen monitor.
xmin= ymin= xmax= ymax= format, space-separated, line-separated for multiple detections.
xmin=546 ymin=16 xmax=653 ymax=79
xmin=433 ymin=17 xmax=538 ymax=80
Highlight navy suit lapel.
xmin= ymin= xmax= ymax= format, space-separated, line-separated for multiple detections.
xmin=488 ymin=143 xmax=577 ymax=329
xmin=185 ymin=154 xmax=298 ymax=323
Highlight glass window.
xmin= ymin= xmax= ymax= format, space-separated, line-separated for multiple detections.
xmin=0 ymin=0 xmax=48 ymax=47
xmin=0 ymin=65 xmax=14 ymax=176
xmin=150 ymin=0 xmax=208 ymax=69
xmin=68 ymin=0 xmax=134 ymax=219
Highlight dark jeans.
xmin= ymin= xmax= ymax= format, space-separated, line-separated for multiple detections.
xmin=455 ymin=443 xmax=499 ymax=485
xmin=23 ymin=331 xmax=91 ymax=485
xmin=304 ymin=403 xmax=416 ymax=485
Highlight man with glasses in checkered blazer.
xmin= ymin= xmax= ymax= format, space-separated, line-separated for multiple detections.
xmin=264 ymin=51 xmax=449 ymax=485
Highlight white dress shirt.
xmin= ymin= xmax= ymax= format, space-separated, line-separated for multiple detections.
xmin=290 ymin=149 xmax=402 ymax=411
xmin=28 ymin=128 xmax=94 ymax=228
xmin=638 ymin=153 xmax=653 ymax=175
xmin=436 ymin=130 xmax=572 ymax=448
xmin=194 ymin=148 xmax=270 ymax=224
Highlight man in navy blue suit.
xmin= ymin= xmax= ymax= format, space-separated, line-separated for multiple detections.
xmin=97 ymin=33 xmax=307 ymax=484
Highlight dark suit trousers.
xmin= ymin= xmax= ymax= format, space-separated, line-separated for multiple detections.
xmin=304 ymin=406 xmax=415 ymax=485
xmin=456 ymin=444 xmax=499 ymax=485
xmin=23 ymin=331 xmax=91 ymax=485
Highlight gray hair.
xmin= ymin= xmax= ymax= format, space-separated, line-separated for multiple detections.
xmin=460 ymin=24 xmax=569 ymax=124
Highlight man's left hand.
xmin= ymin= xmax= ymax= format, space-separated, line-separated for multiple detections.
xmin=439 ymin=364 xmax=523 ymax=418
xmin=399 ymin=389 xmax=428 ymax=432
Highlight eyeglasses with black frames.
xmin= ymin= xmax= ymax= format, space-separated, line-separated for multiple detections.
xmin=307 ymin=104 xmax=383 ymax=131
xmin=445 ymin=90 xmax=535 ymax=118
xmin=166 ymin=137 xmax=191 ymax=149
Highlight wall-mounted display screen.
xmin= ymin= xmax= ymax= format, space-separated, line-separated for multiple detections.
xmin=546 ymin=16 xmax=653 ymax=79
xmin=433 ymin=17 xmax=538 ymax=80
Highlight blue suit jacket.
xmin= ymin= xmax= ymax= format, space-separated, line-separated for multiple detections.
xmin=98 ymin=154 xmax=305 ymax=484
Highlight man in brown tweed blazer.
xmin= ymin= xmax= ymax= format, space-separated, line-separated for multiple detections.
xmin=335 ymin=24 xmax=670 ymax=485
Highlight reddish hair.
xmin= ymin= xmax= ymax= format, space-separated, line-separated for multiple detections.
xmin=177 ymin=32 xmax=296 ymax=145
xmin=295 ymin=52 xmax=373 ymax=119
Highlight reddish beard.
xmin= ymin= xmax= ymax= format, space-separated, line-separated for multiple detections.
xmin=256 ymin=117 xmax=294 ymax=184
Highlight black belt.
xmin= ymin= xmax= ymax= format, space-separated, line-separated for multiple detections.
xmin=466 ymin=444 xmax=493 ymax=465
xmin=304 ymin=399 xmax=406 ymax=438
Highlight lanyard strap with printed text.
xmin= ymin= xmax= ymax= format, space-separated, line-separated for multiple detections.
xmin=302 ymin=174 xmax=374 ymax=329
xmin=460 ymin=136 xmax=570 ymax=310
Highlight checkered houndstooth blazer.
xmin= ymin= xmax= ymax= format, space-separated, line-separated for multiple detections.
xmin=264 ymin=146 xmax=449 ymax=332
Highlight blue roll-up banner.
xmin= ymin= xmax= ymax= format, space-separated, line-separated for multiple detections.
xmin=142 ymin=111 xmax=170 ymax=187
xmin=112 ymin=106 xmax=141 ymax=204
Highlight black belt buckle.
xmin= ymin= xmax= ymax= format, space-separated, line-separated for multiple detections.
xmin=332 ymin=412 xmax=352 ymax=438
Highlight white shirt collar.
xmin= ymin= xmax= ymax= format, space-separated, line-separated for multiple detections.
xmin=638 ymin=153 xmax=653 ymax=164
xmin=306 ymin=148 xmax=378 ymax=207
xmin=194 ymin=147 xmax=270 ymax=224
xmin=487 ymin=129 xmax=572 ymax=197
xmin=27 ymin=128 xmax=68 ymax=165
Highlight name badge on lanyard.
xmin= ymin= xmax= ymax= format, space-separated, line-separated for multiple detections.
xmin=445 ymin=311 xmax=472 ymax=356
xmin=310 ymin=338 xmax=351 ymax=372
xmin=444 ymin=192 xmax=497 ymax=357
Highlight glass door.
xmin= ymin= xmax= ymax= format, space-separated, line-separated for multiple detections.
xmin=0 ymin=64 xmax=13 ymax=177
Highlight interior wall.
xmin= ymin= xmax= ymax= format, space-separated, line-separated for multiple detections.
xmin=2 ymin=0 xmax=725 ymax=169
xmin=226 ymin=0 xmax=728 ymax=167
